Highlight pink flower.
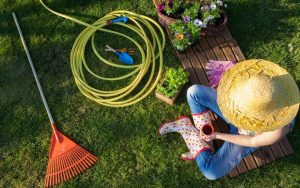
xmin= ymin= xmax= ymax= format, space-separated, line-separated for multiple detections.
xmin=158 ymin=4 xmax=165 ymax=12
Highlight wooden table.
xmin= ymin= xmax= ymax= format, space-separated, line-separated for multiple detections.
xmin=166 ymin=27 xmax=294 ymax=177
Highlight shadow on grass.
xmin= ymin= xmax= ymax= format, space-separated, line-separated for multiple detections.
xmin=227 ymin=1 xmax=300 ymax=45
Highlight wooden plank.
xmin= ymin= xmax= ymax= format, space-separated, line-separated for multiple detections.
xmin=199 ymin=37 xmax=218 ymax=60
xmin=235 ymin=160 xmax=248 ymax=174
xmin=244 ymin=154 xmax=258 ymax=170
xmin=222 ymin=27 xmax=233 ymax=41
xmin=229 ymin=167 xmax=239 ymax=177
xmin=261 ymin=146 xmax=276 ymax=163
xmin=278 ymin=137 xmax=294 ymax=155
xmin=270 ymin=143 xmax=285 ymax=159
xmin=186 ymin=49 xmax=210 ymax=86
xmin=192 ymin=43 xmax=211 ymax=80
xmin=252 ymin=149 xmax=266 ymax=167
xmin=227 ymin=39 xmax=245 ymax=61
xmin=215 ymin=38 xmax=236 ymax=61
xmin=177 ymin=53 xmax=199 ymax=84
xmin=206 ymin=36 xmax=227 ymax=61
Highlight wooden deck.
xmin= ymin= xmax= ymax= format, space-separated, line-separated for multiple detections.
xmin=166 ymin=27 xmax=294 ymax=177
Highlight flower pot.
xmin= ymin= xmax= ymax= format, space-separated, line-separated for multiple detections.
xmin=201 ymin=13 xmax=228 ymax=36
xmin=155 ymin=80 xmax=185 ymax=105
xmin=153 ymin=0 xmax=179 ymax=28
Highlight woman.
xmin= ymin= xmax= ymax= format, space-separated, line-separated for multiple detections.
xmin=159 ymin=59 xmax=299 ymax=180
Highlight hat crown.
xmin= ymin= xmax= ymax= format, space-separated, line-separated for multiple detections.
xmin=218 ymin=59 xmax=299 ymax=132
xmin=232 ymin=74 xmax=283 ymax=117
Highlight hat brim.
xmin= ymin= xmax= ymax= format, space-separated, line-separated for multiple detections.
xmin=217 ymin=59 xmax=299 ymax=132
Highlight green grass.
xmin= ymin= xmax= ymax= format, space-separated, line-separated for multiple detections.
xmin=0 ymin=0 xmax=300 ymax=187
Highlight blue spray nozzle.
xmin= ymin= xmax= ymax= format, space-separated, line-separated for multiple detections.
xmin=112 ymin=16 xmax=129 ymax=24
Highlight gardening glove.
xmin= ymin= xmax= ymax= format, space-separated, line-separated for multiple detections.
xmin=205 ymin=60 xmax=236 ymax=88
xmin=159 ymin=116 xmax=212 ymax=159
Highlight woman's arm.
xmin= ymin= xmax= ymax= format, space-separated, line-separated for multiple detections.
xmin=202 ymin=126 xmax=290 ymax=147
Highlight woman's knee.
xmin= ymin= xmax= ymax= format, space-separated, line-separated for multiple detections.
xmin=201 ymin=168 xmax=221 ymax=181
xmin=187 ymin=84 xmax=206 ymax=98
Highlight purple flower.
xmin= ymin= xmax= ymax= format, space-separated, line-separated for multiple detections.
xmin=202 ymin=22 xmax=207 ymax=28
xmin=183 ymin=16 xmax=191 ymax=23
xmin=193 ymin=19 xmax=203 ymax=27
xmin=204 ymin=5 xmax=210 ymax=11
xmin=185 ymin=33 xmax=191 ymax=38
xmin=168 ymin=0 xmax=173 ymax=4
xmin=158 ymin=4 xmax=165 ymax=12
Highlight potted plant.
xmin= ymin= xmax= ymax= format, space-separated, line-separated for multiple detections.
xmin=153 ymin=0 xmax=228 ymax=35
xmin=169 ymin=3 xmax=203 ymax=52
xmin=200 ymin=0 xmax=228 ymax=35
xmin=156 ymin=67 xmax=190 ymax=105
xmin=153 ymin=0 xmax=184 ymax=28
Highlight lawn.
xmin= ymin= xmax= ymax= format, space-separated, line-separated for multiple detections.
xmin=0 ymin=0 xmax=300 ymax=187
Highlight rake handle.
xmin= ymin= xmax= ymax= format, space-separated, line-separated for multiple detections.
xmin=13 ymin=12 xmax=60 ymax=142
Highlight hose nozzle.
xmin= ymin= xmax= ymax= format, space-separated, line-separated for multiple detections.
xmin=107 ymin=16 xmax=129 ymax=25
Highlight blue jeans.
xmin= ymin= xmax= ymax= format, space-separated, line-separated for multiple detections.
xmin=187 ymin=85 xmax=257 ymax=180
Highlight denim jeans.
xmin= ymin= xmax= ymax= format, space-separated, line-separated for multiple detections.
xmin=187 ymin=85 xmax=258 ymax=180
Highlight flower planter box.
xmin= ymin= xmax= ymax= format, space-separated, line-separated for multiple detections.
xmin=155 ymin=80 xmax=185 ymax=105
xmin=153 ymin=0 xmax=179 ymax=28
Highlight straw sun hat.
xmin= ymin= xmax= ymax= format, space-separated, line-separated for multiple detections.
xmin=217 ymin=59 xmax=299 ymax=132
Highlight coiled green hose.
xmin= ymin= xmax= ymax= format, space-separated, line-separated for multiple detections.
xmin=39 ymin=0 xmax=165 ymax=107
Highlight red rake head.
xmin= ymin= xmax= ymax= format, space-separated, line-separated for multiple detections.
xmin=44 ymin=131 xmax=98 ymax=187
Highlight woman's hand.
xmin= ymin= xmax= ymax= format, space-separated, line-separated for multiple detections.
xmin=201 ymin=132 xmax=218 ymax=142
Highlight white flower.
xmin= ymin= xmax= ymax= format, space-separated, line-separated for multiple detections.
xmin=217 ymin=0 xmax=223 ymax=6
xmin=224 ymin=3 xmax=227 ymax=8
xmin=210 ymin=2 xmax=217 ymax=10
xmin=193 ymin=19 xmax=203 ymax=27
xmin=198 ymin=20 xmax=203 ymax=26
xmin=202 ymin=22 xmax=207 ymax=28
xmin=207 ymin=15 xmax=215 ymax=20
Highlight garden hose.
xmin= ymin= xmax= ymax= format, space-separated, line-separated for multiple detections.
xmin=39 ymin=0 xmax=165 ymax=107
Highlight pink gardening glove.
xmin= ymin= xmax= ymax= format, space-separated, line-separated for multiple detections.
xmin=205 ymin=60 xmax=236 ymax=88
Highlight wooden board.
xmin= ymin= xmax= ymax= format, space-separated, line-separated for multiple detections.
xmin=166 ymin=27 xmax=294 ymax=177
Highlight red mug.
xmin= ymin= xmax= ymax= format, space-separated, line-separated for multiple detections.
xmin=201 ymin=124 xmax=215 ymax=135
